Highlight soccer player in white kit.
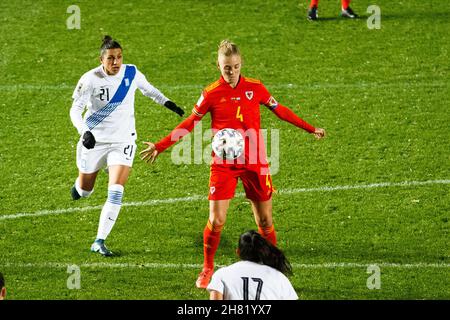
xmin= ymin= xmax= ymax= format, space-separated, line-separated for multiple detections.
xmin=69 ymin=35 xmax=185 ymax=256
xmin=207 ymin=230 xmax=298 ymax=300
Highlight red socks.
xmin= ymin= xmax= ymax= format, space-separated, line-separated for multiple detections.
xmin=258 ymin=224 xmax=277 ymax=246
xmin=342 ymin=0 xmax=351 ymax=10
xmin=309 ymin=0 xmax=319 ymax=9
xmin=310 ymin=0 xmax=351 ymax=10
xmin=203 ymin=220 xmax=223 ymax=269
xmin=203 ymin=221 xmax=277 ymax=269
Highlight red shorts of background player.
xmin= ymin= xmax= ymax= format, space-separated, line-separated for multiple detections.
xmin=208 ymin=165 xmax=274 ymax=201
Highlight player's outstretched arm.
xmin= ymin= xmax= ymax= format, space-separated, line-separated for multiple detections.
xmin=136 ymin=70 xmax=184 ymax=117
xmin=140 ymin=112 xmax=203 ymax=164
xmin=140 ymin=142 xmax=159 ymax=164
xmin=270 ymin=104 xmax=325 ymax=139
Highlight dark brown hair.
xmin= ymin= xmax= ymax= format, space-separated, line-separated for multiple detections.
xmin=100 ymin=35 xmax=122 ymax=56
xmin=238 ymin=230 xmax=293 ymax=276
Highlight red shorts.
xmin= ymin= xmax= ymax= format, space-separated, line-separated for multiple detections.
xmin=208 ymin=165 xmax=274 ymax=201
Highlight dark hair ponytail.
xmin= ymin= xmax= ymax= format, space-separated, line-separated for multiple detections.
xmin=238 ymin=230 xmax=293 ymax=276
xmin=100 ymin=35 xmax=122 ymax=56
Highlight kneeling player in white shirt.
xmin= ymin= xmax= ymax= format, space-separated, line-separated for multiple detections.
xmin=207 ymin=230 xmax=298 ymax=300
xmin=69 ymin=35 xmax=185 ymax=256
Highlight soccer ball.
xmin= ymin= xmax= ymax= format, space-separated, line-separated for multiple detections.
xmin=212 ymin=128 xmax=244 ymax=160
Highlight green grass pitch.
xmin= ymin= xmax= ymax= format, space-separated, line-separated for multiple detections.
xmin=0 ymin=0 xmax=449 ymax=300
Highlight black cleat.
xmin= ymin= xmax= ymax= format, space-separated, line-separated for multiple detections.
xmin=341 ymin=6 xmax=358 ymax=19
xmin=307 ymin=6 xmax=318 ymax=21
xmin=71 ymin=185 xmax=81 ymax=200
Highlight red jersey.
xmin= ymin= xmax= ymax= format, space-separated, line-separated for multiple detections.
xmin=194 ymin=76 xmax=270 ymax=131
xmin=155 ymin=75 xmax=316 ymax=167
xmin=194 ymin=76 xmax=274 ymax=167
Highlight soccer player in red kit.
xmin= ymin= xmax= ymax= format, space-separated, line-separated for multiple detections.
xmin=308 ymin=0 xmax=358 ymax=21
xmin=140 ymin=40 xmax=325 ymax=289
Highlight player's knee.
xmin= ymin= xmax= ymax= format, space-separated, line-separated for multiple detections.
xmin=209 ymin=215 xmax=226 ymax=226
xmin=209 ymin=206 xmax=228 ymax=225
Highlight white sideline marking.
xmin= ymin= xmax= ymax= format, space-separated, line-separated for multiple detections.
xmin=277 ymin=179 xmax=450 ymax=195
xmin=0 ymin=81 xmax=446 ymax=92
xmin=1 ymin=262 xmax=449 ymax=269
xmin=1 ymin=179 xmax=449 ymax=221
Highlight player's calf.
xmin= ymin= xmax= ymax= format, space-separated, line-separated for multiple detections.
xmin=71 ymin=177 xmax=94 ymax=200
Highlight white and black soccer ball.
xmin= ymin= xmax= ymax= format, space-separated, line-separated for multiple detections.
xmin=212 ymin=128 xmax=244 ymax=160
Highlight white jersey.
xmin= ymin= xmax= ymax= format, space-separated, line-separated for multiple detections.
xmin=70 ymin=64 xmax=169 ymax=143
xmin=207 ymin=261 xmax=298 ymax=300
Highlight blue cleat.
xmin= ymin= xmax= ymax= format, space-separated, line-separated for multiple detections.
xmin=90 ymin=239 xmax=114 ymax=257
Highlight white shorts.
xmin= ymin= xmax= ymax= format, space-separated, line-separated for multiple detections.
xmin=76 ymin=141 xmax=137 ymax=174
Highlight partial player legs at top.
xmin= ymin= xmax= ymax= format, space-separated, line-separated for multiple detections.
xmin=308 ymin=0 xmax=358 ymax=20
xmin=309 ymin=0 xmax=351 ymax=9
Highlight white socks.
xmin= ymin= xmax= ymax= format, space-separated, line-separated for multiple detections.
xmin=75 ymin=177 xmax=94 ymax=197
xmin=96 ymin=184 xmax=124 ymax=241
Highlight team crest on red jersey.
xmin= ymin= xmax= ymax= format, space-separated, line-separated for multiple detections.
xmin=267 ymin=96 xmax=278 ymax=108
xmin=245 ymin=91 xmax=254 ymax=100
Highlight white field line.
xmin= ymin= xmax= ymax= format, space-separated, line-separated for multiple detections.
xmin=0 ymin=179 xmax=449 ymax=221
xmin=276 ymin=179 xmax=450 ymax=195
xmin=1 ymin=262 xmax=449 ymax=269
xmin=0 ymin=81 xmax=446 ymax=92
